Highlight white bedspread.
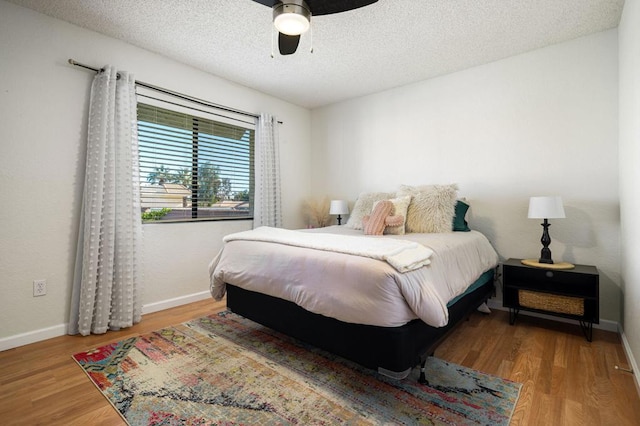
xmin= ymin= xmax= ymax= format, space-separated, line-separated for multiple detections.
xmin=209 ymin=226 xmax=499 ymax=328
xmin=224 ymin=226 xmax=433 ymax=273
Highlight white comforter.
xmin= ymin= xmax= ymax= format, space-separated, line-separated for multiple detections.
xmin=223 ymin=226 xmax=434 ymax=272
xmin=209 ymin=226 xmax=499 ymax=328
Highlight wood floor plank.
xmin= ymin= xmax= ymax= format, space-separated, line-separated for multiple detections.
xmin=507 ymin=352 xmax=540 ymax=425
xmin=549 ymin=364 xmax=567 ymax=398
xmin=562 ymin=398 xmax=584 ymax=426
xmin=1 ymin=300 xmax=639 ymax=425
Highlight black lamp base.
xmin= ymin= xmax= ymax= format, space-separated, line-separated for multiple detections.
xmin=336 ymin=215 xmax=342 ymax=225
xmin=538 ymin=219 xmax=554 ymax=264
xmin=538 ymin=250 xmax=554 ymax=264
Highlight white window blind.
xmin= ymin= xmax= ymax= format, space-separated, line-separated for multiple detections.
xmin=137 ymin=102 xmax=255 ymax=222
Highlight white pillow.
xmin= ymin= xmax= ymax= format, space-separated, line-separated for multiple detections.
xmin=372 ymin=195 xmax=412 ymax=235
xmin=345 ymin=192 xmax=395 ymax=230
xmin=398 ymin=184 xmax=458 ymax=233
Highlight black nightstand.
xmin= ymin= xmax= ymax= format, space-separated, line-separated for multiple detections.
xmin=502 ymin=258 xmax=599 ymax=341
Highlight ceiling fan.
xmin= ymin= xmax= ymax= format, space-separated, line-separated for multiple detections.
xmin=251 ymin=0 xmax=379 ymax=55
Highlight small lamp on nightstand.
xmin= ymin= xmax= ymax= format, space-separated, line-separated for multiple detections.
xmin=329 ymin=200 xmax=349 ymax=225
xmin=525 ymin=196 xmax=573 ymax=269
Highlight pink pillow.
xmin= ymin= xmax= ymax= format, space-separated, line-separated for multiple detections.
xmin=363 ymin=200 xmax=405 ymax=236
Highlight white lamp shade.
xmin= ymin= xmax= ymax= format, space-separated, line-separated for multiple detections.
xmin=528 ymin=196 xmax=566 ymax=219
xmin=329 ymin=200 xmax=349 ymax=215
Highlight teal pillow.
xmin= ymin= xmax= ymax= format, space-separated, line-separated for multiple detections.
xmin=452 ymin=200 xmax=471 ymax=232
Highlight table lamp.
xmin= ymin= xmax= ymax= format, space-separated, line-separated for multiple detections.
xmin=527 ymin=196 xmax=565 ymax=264
xmin=329 ymin=200 xmax=349 ymax=225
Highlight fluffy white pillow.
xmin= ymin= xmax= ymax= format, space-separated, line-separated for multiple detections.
xmin=371 ymin=195 xmax=412 ymax=235
xmin=398 ymin=184 xmax=458 ymax=233
xmin=345 ymin=192 xmax=395 ymax=230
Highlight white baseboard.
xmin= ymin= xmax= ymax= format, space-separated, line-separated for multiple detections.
xmin=0 ymin=323 xmax=68 ymax=352
xmin=141 ymin=290 xmax=211 ymax=315
xmin=0 ymin=290 xmax=213 ymax=352
xmin=486 ymin=299 xmax=618 ymax=332
xmin=619 ymin=325 xmax=640 ymax=397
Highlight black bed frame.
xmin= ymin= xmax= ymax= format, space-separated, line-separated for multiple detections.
xmin=225 ymin=269 xmax=495 ymax=382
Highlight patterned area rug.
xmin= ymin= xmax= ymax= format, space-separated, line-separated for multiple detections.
xmin=73 ymin=311 xmax=521 ymax=425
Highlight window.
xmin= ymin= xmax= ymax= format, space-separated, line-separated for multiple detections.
xmin=137 ymin=103 xmax=255 ymax=222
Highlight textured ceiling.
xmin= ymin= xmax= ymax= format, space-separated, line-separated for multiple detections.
xmin=9 ymin=0 xmax=624 ymax=109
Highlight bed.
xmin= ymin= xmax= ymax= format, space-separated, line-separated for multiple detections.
xmin=210 ymin=230 xmax=497 ymax=379
xmin=209 ymin=219 xmax=499 ymax=381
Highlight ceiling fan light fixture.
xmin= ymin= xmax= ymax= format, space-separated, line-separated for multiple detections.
xmin=273 ymin=1 xmax=311 ymax=36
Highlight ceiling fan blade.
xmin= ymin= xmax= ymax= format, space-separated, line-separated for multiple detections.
xmin=252 ymin=0 xmax=379 ymax=15
xmin=278 ymin=33 xmax=300 ymax=55
xmin=250 ymin=0 xmax=278 ymax=7
xmin=307 ymin=0 xmax=378 ymax=16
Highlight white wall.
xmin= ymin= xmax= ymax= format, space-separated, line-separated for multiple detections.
xmin=619 ymin=0 xmax=640 ymax=382
xmin=0 ymin=1 xmax=311 ymax=344
xmin=311 ymin=30 xmax=621 ymax=321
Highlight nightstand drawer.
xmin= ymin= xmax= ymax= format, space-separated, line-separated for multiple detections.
xmin=504 ymin=263 xmax=598 ymax=298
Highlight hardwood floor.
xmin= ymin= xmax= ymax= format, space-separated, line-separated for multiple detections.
xmin=1 ymin=299 xmax=638 ymax=425
xmin=436 ymin=310 xmax=640 ymax=425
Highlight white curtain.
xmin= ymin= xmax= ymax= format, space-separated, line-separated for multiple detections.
xmin=254 ymin=113 xmax=282 ymax=228
xmin=69 ymin=66 xmax=143 ymax=336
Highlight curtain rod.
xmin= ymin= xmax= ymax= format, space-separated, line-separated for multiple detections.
xmin=68 ymin=59 xmax=263 ymax=121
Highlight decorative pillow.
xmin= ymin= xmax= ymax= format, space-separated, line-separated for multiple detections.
xmin=345 ymin=191 xmax=394 ymax=230
xmin=363 ymin=200 xmax=396 ymax=235
xmin=372 ymin=195 xmax=411 ymax=235
xmin=398 ymin=184 xmax=458 ymax=233
xmin=452 ymin=199 xmax=471 ymax=232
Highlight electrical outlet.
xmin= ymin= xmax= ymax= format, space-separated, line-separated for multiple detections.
xmin=33 ymin=279 xmax=47 ymax=297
